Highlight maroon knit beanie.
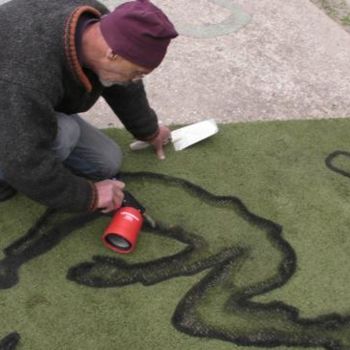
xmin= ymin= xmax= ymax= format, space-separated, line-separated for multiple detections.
xmin=100 ymin=0 xmax=178 ymax=69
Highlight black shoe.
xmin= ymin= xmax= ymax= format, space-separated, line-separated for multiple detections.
xmin=0 ymin=180 xmax=17 ymax=201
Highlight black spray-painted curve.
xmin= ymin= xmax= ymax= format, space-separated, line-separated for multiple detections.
xmin=0 ymin=209 xmax=101 ymax=289
xmin=325 ymin=150 xmax=350 ymax=178
xmin=0 ymin=332 xmax=20 ymax=350
xmin=68 ymin=172 xmax=350 ymax=350
xmin=1 ymin=171 xmax=349 ymax=349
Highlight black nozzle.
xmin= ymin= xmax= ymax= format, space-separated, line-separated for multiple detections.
xmin=122 ymin=191 xmax=145 ymax=213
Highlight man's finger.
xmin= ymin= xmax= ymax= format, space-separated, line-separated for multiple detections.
xmin=113 ymin=180 xmax=125 ymax=189
xmin=112 ymin=189 xmax=124 ymax=207
xmin=101 ymin=205 xmax=113 ymax=214
xmin=156 ymin=147 xmax=166 ymax=160
xmin=112 ymin=198 xmax=122 ymax=210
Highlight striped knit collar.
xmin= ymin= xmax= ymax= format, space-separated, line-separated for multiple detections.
xmin=64 ymin=6 xmax=101 ymax=93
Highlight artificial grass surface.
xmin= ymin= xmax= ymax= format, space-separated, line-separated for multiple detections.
xmin=0 ymin=118 xmax=350 ymax=349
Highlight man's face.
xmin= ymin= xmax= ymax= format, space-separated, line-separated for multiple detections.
xmin=98 ymin=55 xmax=152 ymax=87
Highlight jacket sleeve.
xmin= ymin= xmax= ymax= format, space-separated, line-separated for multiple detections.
xmin=0 ymin=83 xmax=97 ymax=212
xmin=101 ymin=80 xmax=159 ymax=141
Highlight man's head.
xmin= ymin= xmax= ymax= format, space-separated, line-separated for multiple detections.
xmin=82 ymin=0 xmax=178 ymax=87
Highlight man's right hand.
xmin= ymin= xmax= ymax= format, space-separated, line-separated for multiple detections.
xmin=95 ymin=179 xmax=125 ymax=213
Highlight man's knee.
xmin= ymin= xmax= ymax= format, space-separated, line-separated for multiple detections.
xmin=52 ymin=113 xmax=81 ymax=160
xmin=57 ymin=113 xmax=123 ymax=179
xmin=65 ymin=139 xmax=123 ymax=180
xmin=98 ymin=143 xmax=123 ymax=178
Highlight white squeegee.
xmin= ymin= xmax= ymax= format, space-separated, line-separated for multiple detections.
xmin=130 ymin=119 xmax=218 ymax=152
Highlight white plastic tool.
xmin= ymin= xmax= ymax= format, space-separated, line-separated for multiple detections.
xmin=129 ymin=119 xmax=218 ymax=152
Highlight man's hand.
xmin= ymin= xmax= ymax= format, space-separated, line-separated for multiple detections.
xmin=149 ymin=125 xmax=171 ymax=160
xmin=95 ymin=179 xmax=125 ymax=213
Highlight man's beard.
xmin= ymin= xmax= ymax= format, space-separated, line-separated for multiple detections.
xmin=99 ymin=78 xmax=130 ymax=87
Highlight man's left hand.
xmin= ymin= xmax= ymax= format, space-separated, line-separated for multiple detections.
xmin=149 ymin=125 xmax=171 ymax=160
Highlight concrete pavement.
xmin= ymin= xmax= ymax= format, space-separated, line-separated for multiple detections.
xmin=84 ymin=0 xmax=350 ymax=128
xmin=2 ymin=0 xmax=350 ymax=128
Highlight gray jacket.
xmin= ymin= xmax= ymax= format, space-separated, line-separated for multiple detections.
xmin=0 ymin=0 xmax=159 ymax=211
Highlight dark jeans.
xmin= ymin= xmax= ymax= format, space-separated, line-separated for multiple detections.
xmin=0 ymin=113 xmax=123 ymax=182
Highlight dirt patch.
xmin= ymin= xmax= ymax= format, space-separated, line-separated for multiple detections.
xmin=310 ymin=0 xmax=350 ymax=32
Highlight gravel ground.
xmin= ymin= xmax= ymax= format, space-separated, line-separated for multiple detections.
xmin=83 ymin=0 xmax=350 ymax=128
xmin=310 ymin=0 xmax=350 ymax=32
xmin=2 ymin=0 xmax=350 ymax=128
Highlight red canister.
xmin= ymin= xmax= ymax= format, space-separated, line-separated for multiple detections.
xmin=102 ymin=207 xmax=144 ymax=254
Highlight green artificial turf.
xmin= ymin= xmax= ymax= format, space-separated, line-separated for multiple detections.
xmin=0 ymin=118 xmax=350 ymax=350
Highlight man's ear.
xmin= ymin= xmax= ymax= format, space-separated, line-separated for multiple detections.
xmin=106 ymin=49 xmax=119 ymax=61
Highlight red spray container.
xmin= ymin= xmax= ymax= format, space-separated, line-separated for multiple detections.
xmin=102 ymin=191 xmax=145 ymax=254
